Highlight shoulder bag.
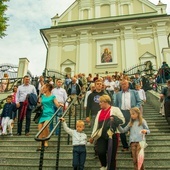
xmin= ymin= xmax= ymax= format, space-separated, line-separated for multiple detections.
xmin=91 ymin=108 xmax=110 ymax=141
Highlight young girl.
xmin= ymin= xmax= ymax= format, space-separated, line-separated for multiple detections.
xmin=118 ymin=107 xmax=150 ymax=170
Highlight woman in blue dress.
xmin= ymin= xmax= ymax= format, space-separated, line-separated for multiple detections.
xmin=37 ymin=83 xmax=63 ymax=150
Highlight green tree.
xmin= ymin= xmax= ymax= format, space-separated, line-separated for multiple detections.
xmin=0 ymin=0 xmax=9 ymax=38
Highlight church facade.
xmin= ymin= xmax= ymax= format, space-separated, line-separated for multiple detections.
xmin=41 ymin=0 xmax=170 ymax=76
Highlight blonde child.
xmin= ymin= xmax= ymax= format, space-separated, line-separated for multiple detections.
xmin=118 ymin=107 xmax=150 ymax=170
xmin=60 ymin=117 xmax=87 ymax=170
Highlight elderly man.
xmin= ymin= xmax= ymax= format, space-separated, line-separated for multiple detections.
xmin=114 ymin=79 xmax=141 ymax=151
xmin=67 ymin=77 xmax=81 ymax=116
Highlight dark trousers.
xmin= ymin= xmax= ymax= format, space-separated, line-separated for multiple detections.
xmin=120 ymin=110 xmax=131 ymax=149
xmin=164 ymin=100 xmax=170 ymax=125
xmin=50 ymin=108 xmax=63 ymax=135
xmin=96 ymin=134 xmax=119 ymax=170
xmin=17 ymin=102 xmax=32 ymax=134
xmin=73 ymin=145 xmax=86 ymax=170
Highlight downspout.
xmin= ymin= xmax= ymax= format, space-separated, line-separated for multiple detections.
xmin=40 ymin=29 xmax=49 ymax=78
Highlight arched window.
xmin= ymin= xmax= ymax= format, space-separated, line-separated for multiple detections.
xmin=101 ymin=4 xmax=110 ymax=17
xmin=122 ymin=4 xmax=129 ymax=15
xmin=83 ymin=9 xmax=88 ymax=19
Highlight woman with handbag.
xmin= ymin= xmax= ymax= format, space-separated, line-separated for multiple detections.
xmin=36 ymin=83 xmax=63 ymax=151
xmin=89 ymin=95 xmax=125 ymax=170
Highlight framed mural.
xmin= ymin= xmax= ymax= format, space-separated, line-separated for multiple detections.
xmin=96 ymin=40 xmax=117 ymax=65
xmin=100 ymin=45 xmax=113 ymax=63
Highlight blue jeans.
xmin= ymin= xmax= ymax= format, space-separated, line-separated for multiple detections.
xmin=73 ymin=145 xmax=86 ymax=170
xmin=49 ymin=107 xmax=63 ymax=135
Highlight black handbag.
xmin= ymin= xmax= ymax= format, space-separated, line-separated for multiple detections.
xmin=32 ymin=105 xmax=42 ymax=124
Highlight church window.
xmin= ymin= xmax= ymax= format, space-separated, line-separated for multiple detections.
xmin=83 ymin=9 xmax=88 ymax=19
xmin=122 ymin=4 xmax=129 ymax=15
xmin=101 ymin=4 xmax=110 ymax=17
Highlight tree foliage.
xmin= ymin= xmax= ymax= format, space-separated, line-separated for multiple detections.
xmin=0 ymin=0 xmax=9 ymax=38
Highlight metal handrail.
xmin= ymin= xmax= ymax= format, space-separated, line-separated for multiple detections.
xmin=0 ymin=77 xmax=38 ymax=92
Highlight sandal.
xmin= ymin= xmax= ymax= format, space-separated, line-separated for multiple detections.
xmin=36 ymin=147 xmax=42 ymax=151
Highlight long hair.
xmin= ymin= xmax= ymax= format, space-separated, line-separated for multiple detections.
xmin=129 ymin=107 xmax=143 ymax=127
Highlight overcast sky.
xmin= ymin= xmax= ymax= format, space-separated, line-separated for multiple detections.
xmin=0 ymin=0 xmax=169 ymax=76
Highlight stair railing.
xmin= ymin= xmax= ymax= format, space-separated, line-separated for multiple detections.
xmin=0 ymin=98 xmax=7 ymax=110
xmin=0 ymin=77 xmax=38 ymax=92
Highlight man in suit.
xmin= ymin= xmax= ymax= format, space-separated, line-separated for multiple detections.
xmin=114 ymin=80 xmax=141 ymax=151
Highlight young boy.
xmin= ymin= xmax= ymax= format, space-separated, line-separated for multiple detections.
xmin=1 ymin=95 xmax=16 ymax=136
xmin=60 ymin=117 xmax=87 ymax=170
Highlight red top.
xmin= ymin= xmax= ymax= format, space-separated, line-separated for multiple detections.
xmin=98 ymin=106 xmax=111 ymax=122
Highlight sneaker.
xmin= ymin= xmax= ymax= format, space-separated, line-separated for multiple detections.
xmin=8 ymin=133 xmax=13 ymax=136
xmin=100 ymin=167 xmax=106 ymax=170
xmin=25 ymin=132 xmax=30 ymax=136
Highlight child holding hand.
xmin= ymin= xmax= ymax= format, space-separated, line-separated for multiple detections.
xmin=60 ymin=117 xmax=87 ymax=170
xmin=1 ymin=95 xmax=16 ymax=136
xmin=118 ymin=107 xmax=150 ymax=170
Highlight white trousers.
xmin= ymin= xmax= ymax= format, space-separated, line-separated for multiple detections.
xmin=1 ymin=117 xmax=13 ymax=134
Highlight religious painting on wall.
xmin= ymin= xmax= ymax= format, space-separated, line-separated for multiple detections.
xmin=100 ymin=45 xmax=113 ymax=63
xmin=96 ymin=40 xmax=117 ymax=66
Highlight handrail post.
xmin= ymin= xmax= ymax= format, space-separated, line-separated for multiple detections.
xmin=74 ymin=104 xmax=77 ymax=129
xmin=56 ymin=122 xmax=61 ymax=170
xmin=39 ymin=141 xmax=45 ymax=170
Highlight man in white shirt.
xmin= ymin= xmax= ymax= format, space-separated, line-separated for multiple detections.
xmin=51 ymin=78 xmax=68 ymax=135
xmin=104 ymin=75 xmax=115 ymax=102
xmin=16 ymin=75 xmax=37 ymax=136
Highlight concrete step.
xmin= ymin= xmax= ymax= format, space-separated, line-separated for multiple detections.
xmin=0 ymin=101 xmax=170 ymax=170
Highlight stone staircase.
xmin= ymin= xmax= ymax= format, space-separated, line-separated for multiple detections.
xmin=0 ymin=103 xmax=170 ymax=170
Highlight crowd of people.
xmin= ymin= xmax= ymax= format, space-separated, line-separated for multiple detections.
xmin=0 ymin=69 xmax=169 ymax=170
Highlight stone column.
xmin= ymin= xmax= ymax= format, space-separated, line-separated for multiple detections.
xmin=155 ymin=22 xmax=169 ymax=66
xmin=78 ymin=31 xmax=91 ymax=74
xmin=162 ymin=48 xmax=170 ymax=66
xmin=17 ymin=58 xmax=29 ymax=78
xmin=123 ymin=26 xmax=138 ymax=69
